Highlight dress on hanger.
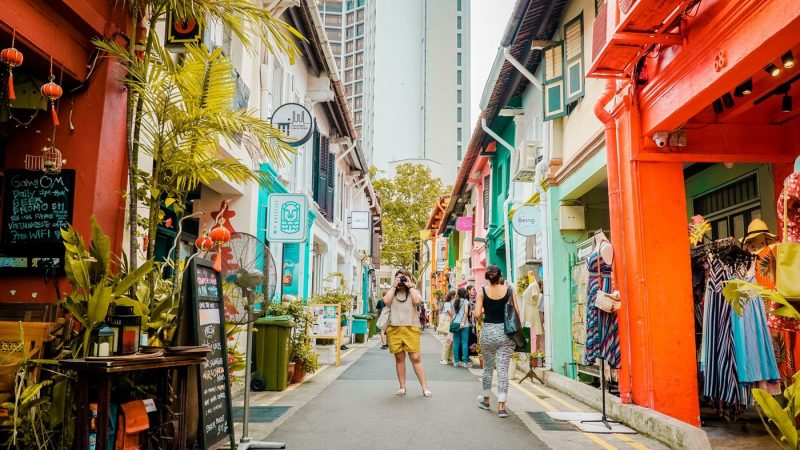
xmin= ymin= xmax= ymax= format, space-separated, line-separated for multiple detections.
xmin=521 ymin=282 xmax=543 ymax=336
xmin=584 ymin=241 xmax=621 ymax=368
xmin=730 ymin=276 xmax=780 ymax=384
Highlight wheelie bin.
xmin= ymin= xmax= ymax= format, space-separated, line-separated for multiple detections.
xmin=252 ymin=315 xmax=295 ymax=391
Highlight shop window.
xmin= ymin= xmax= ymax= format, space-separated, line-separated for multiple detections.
xmin=693 ymin=173 xmax=761 ymax=240
xmin=543 ymin=42 xmax=566 ymax=121
xmin=564 ymin=13 xmax=585 ymax=104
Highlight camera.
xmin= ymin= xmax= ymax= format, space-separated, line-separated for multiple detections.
xmin=399 ymin=276 xmax=408 ymax=283
xmin=652 ymin=131 xmax=669 ymax=148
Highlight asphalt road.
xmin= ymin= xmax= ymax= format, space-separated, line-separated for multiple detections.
xmin=266 ymin=331 xmax=549 ymax=449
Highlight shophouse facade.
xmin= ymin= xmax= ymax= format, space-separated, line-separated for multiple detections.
xmin=586 ymin=0 xmax=800 ymax=425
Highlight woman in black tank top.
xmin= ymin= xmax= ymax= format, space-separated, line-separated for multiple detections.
xmin=472 ymin=265 xmax=519 ymax=418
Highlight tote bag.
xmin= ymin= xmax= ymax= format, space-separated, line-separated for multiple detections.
xmin=377 ymin=307 xmax=391 ymax=331
xmin=777 ymin=193 xmax=800 ymax=300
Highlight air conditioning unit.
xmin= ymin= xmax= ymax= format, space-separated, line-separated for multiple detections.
xmin=559 ymin=205 xmax=585 ymax=231
xmin=512 ymin=140 xmax=542 ymax=182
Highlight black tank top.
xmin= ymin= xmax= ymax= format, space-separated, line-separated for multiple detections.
xmin=483 ymin=286 xmax=509 ymax=323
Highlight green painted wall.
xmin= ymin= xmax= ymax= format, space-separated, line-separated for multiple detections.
xmin=488 ymin=119 xmax=515 ymax=275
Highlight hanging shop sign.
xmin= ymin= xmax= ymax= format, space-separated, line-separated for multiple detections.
xmin=349 ymin=211 xmax=370 ymax=229
xmin=512 ymin=205 xmax=542 ymax=236
xmin=267 ymin=194 xmax=309 ymax=243
xmin=271 ymin=103 xmax=314 ymax=147
xmin=0 ymin=169 xmax=75 ymax=272
xmin=456 ymin=216 xmax=473 ymax=232
xmin=165 ymin=11 xmax=204 ymax=47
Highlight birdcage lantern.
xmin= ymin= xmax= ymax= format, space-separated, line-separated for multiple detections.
xmin=25 ymin=145 xmax=65 ymax=174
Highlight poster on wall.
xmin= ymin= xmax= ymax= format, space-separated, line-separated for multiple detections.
xmin=307 ymin=304 xmax=341 ymax=366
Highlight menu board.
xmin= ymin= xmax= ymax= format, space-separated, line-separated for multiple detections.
xmin=180 ymin=258 xmax=234 ymax=449
xmin=2 ymin=169 xmax=74 ymax=245
xmin=0 ymin=170 xmax=75 ymax=272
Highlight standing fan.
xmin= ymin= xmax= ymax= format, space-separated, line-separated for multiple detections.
xmin=220 ymin=232 xmax=284 ymax=449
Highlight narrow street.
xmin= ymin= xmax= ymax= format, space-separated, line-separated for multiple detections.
xmin=235 ymin=333 xmax=668 ymax=450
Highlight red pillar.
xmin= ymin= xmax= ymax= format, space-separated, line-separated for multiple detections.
xmin=615 ymin=105 xmax=701 ymax=425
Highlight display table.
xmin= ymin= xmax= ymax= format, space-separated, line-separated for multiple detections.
xmin=61 ymin=354 xmax=206 ymax=450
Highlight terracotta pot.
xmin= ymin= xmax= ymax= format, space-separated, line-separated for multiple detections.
xmin=291 ymin=360 xmax=306 ymax=384
xmin=287 ymin=361 xmax=296 ymax=384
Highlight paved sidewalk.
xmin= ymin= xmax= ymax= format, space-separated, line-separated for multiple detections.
xmin=235 ymin=331 xmax=668 ymax=450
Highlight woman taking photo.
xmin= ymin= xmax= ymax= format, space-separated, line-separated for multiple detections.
xmin=451 ymin=287 xmax=471 ymax=367
xmin=473 ymin=265 xmax=517 ymax=418
xmin=383 ymin=269 xmax=433 ymax=397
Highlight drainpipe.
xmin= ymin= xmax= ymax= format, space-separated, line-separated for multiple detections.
xmin=594 ymin=80 xmax=636 ymax=404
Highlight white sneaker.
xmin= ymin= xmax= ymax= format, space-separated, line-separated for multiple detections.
xmin=440 ymin=360 xmax=450 ymax=365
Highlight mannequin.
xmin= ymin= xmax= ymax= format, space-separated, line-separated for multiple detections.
xmin=593 ymin=229 xmax=614 ymax=265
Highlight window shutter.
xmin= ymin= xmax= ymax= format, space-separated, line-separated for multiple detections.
xmin=542 ymin=42 xmax=566 ymax=121
xmin=564 ymin=14 xmax=585 ymax=105
xmin=312 ymin=130 xmax=320 ymax=201
xmin=326 ymin=150 xmax=335 ymax=219
xmin=483 ymin=175 xmax=491 ymax=229
xmin=317 ymin=135 xmax=329 ymax=214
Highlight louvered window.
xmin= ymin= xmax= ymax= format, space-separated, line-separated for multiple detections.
xmin=326 ymin=150 xmax=335 ymax=219
xmin=542 ymin=42 xmax=566 ymax=120
xmin=483 ymin=175 xmax=491 ymax=229
xmin=564 ymin=14 xmax=585 ymax=104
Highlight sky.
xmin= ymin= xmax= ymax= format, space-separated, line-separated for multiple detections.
xmin=470 ymin=0 xmax=517 ymax=126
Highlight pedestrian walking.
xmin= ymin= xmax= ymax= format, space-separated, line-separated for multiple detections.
xmin=376 ymin=296 xmax=388 ymax=349
xmin=419 ymin=302 xmax=428 ymax=330
xmin=473 ymin=265 xmax=518 ymax=418
xmin=383 ymin=269 xmax=432 ymax=397
xmin=438 ymin=290 xmax=455 ymax=365
xmin=451 ymin=287 xmax=471 ymax=367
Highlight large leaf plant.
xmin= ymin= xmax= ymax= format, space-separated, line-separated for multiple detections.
xmin=724 ymin=279 xmax=800 ymax=448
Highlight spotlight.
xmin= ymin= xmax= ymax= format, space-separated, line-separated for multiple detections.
xmin=783 ymin=94 xmax=793 ymax=113
xmin=782 ymin=51 xmax=796 ymax=69
xmin=712 ymin=98 xmax=723 ymax=114
xmin=765 ymin=64 xmax=781 ymax=77
xmin=734 ymin=79 xmax=753 ymax=97
xmin=722 ymin=93 xmax=734 ymax=108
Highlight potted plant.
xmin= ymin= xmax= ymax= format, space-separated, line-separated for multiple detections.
xmin=531 ymin=350 xmax=546 ymax=368
xmin=470 ymin=343 xmax=483 ymax=368
xmin=291 ymin=340 xmax=319 ymax=383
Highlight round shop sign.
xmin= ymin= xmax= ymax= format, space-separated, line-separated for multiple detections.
xmin=271 ymin=103 xmax=314 ymax=147
xmin=512 ymin=205 xmax=542 ymax=236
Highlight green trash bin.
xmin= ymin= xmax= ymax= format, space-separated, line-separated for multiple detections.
xmin=353 ymin=314 xmax=374 ymax=339
xmin=252 ymin=315 xmax=295 ymax=392
xmin=366 ymin=313 xmax=377 ymax=338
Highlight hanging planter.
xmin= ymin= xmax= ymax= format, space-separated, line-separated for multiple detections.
xmin=1 ymin=31 xmax=23 ymax=101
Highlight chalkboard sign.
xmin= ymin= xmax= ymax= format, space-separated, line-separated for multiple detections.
xmin=178 ymin=258 xmax=234 ymax=449
xmin=0 ymin=169 xmax=75 ymax=272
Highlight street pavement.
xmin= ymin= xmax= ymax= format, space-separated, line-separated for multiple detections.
xmin=230 ymin=331 xmax=669 ymax=450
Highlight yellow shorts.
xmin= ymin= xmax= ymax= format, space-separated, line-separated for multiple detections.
xmin=386 ymin=326 xmax=421 ymax=354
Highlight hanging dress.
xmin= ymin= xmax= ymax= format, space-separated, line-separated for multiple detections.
xmin=730 ymin=276 xmax=780 ymax=384
xmin=701 ymin=252 xmax=744 ymax=420
xmin=584 ymin=242 xmax=621 ymax=368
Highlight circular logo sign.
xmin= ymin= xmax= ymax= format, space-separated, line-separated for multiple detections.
xmin=512 ymin=205 xmax=542 ymax=236
xmin=271 ymin=103 xmax=314 ymax=147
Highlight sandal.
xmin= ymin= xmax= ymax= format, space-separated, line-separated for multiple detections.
xmin=423 ymin=389 xmax=433 ymax=397
xmin=476 ymin=396 xmax=490 ymax=410
xmin=396 ymin=388 xmax=406 ymax=396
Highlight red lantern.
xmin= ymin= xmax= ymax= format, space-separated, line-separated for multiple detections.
xmin=1 ymin=32 xmax=23 ymax=102
xmin=210 ymin=226 xmax=231 ymax=244
xmin=41 ymin=74 xmax=63 ymax=126
xmin=195 ymin=234 xmax=213 ymax=250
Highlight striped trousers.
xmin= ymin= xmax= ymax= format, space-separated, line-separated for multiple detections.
xmin=480 ymin=322 xmax=515 ymax=402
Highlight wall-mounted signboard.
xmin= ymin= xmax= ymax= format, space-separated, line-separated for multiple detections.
xmin=267 ymin=194 xmax=308 ymax=243
xmin=271 ymin=103 xmax=314 ymax=147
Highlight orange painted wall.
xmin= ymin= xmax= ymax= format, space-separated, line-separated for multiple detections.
xmin=0 ymin=5 xmax=129 ymax=304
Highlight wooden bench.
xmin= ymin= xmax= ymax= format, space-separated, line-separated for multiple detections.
xmin=0 ymin=321 xmax=56 ymax=402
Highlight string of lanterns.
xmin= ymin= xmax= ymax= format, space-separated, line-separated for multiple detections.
xmin=1 ymin=29 xmax=63 ymax=127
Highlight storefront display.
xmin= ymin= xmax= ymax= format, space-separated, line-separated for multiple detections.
xmin=584 ymin=231 xmax=620 ymax=369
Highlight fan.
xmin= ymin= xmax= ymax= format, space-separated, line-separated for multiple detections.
xmin=220 ymin=232 xmax=284 ymax=450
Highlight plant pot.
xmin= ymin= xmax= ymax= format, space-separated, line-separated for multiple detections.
xmin=291 ymin=360 xmax=306 ymax=383
xmin=287 ymin=361 xmax=296 ymax=384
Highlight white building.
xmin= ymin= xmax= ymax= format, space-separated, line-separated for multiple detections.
xmin=371 ymin=0 xmax=471 ymax=184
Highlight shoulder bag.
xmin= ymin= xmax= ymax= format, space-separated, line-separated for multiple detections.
xmin=777 ymin=190 xmax=800 ymax=300
xmin=594 ymin=242 xmax=622 ymax=313
xmin=377 ymin=305 xmax=391 ymax=331
xmin=503 ymin=291 xmax=528 ymax=351
xmin=436 ymin=310 xmax=451 ymax=334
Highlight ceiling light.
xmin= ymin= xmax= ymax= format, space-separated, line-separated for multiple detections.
xmin=712 ymin=98 xmax=723 ymax=114
xmin=782 ymin=51 xmax=796 ymax=69
xmin=783 ymin=94 xmax=793 ymax=113
xmin=722 ymin=93 xmax=734 ymax=108
xmin=734 ymin=79 xmax=753 ymax=97
xmin=766 ymin=64 xmax=781 ymax=77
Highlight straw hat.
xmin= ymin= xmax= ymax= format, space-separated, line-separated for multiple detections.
xmin=741 ymin=218 xmax=778 ymax=244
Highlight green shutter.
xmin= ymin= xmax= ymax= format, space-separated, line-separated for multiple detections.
xmin=564 ymin=14 xmax=585 ymax=105
xmin=543 ymin=42 xmax=566 ymax=121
